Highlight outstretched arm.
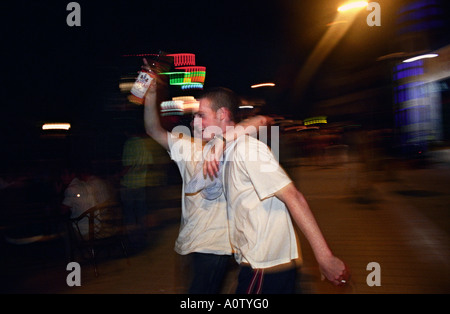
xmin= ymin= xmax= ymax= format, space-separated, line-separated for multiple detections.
xmin=275 ymin=182 xmax=350 ymax=286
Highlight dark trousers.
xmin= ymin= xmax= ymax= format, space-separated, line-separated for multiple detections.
xmin=188 ymin=253 xmax=230 ymax=294
xmin=236 ymin=264 xmax=297 ymax=294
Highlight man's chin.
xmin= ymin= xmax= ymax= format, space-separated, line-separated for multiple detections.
xmin=192 ymin=133 xmax=210 ymax=142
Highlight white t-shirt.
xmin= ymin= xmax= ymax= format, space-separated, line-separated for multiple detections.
xmin=168 ymin=132 xmax=232 ymax=256
xmin=63 ymin=178 xmax=97 ymax=238
xmin=223 ymin=135 xmax=299 ymax=269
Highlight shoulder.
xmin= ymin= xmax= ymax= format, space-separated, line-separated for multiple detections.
xmin=67 ymin=178 xmax=82 ymax=188
xmin=234 ymin=135 xmax=271 ymax=154
xmin=168 ymin=130 xmax=194 ymax=146
xmin=167 ymin=130 xmax=202 ymax=163
xmin=124 ymin=136 xmax=140 ymax=146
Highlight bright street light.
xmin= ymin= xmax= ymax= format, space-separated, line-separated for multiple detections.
xmin=337 ymin=1 xmax=368 ymax=12
xmin=42 ymin=123 xmax=71 ymax=130
xmin=251 ymin=83 xmax=275 ymax=88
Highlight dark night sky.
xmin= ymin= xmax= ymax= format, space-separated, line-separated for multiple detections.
xmin=1 ymin=0 xmax=384 ymax=122
xmin=1 ymin=0 xmax=447 ymax=159
xmin=2 ymin=0 xmax=291 ymax=119
xmin=0 ymin=0 xmax=308 ymax=163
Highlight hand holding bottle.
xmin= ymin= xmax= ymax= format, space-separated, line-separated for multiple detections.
xmin=130 ymin=52 xmax=166 ymax=105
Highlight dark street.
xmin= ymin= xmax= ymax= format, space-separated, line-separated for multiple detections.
xmin=1 ymin=150 xmax=449 ymax=294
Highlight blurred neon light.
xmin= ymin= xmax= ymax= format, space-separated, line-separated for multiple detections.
xmin=239 ymin=105 xmax=254 ymax=109
xmin=156 ymin=53 xmax=206 ymax=90
xmin=42 ymin=123 xmax=71 ymax=130
xmin=251 ymin=83 xmax=275 ymax=88
xmin=122 ymin=53 xmax=158 ymax=57
xmin=160 ymin=100 xmax=184 ymax=112
xmin=166 ymin=53 xmax=196 ymax=67
xmin=160 ymin=72 xmax=191 ymax=85
xmin=337 ymin=1 xmax=368 ymax=12
xmin=177 ymin=66 xmax=206 ymax=84
xmin=172 ymin=96 xmax=196 ymax=102
xmin=402 ymin=53 xmax=438 ymax=63
xmin=160 ymin=97 xmax=200 ymax=115
xmin=161 ymin=68 xmax=206 ymax=86
xmin=181 ymin=83 xmax=204 ymax=90
xmin=304 ymin=116 xmax=327 ymax=126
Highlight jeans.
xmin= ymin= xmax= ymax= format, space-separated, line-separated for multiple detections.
xmin=188 ymin=253 xmax=230 ymax=294
xmin=235 ymin=264 xmax=297 ymax=294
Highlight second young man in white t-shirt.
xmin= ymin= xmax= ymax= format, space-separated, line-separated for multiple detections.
xmin=201 ymin=88 xmax=350 ymax=293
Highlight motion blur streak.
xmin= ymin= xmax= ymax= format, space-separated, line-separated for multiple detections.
xmin=291 ymin=8 xmax=363 ymax=102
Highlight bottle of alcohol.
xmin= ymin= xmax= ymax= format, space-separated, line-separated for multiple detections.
xmin=129 ymin=51 xmax=164 ymax=105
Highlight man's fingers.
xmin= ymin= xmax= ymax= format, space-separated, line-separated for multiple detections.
xmin=203 ymin=159 xmax=219 ymax=179
xmin=203 ymin=161 xmax=208 ymax=177
xmin=211 ymin=161 xmax=219 ymax=177
xmin=207 ymin=163 xmax=215 ymax=180
xmin=142 ymin=58 xmax=151 ymax=71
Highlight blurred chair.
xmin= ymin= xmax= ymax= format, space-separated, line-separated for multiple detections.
xmin=68 ymin=200 xmax=129 ymax=276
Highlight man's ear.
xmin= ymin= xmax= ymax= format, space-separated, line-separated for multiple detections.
xmin=217 ymin=107 xmax=230 ymax=121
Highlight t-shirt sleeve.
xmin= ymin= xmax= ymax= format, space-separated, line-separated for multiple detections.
xmin=238 ymin=137 xmax=292 ymax=200
xmin=167 ymin=131 xmax=192 ymax=162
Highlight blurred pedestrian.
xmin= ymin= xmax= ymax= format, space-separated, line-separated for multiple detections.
xmin=120 ymin=122 xmax=162 ymax=251
xmin=62 ymin=163 xmax=116 ymax=240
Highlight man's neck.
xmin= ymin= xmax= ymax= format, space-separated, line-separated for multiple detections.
xmin=223 ymin=121 xmax=236 ymax=134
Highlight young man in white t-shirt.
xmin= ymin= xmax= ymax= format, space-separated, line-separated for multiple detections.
xmin=201 ymin=88 xmax=350 ymax=294
xmin=143 ymin=62 xmax=270 ymax=293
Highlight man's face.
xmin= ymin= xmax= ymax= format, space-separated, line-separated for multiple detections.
xmin=193 ymin=98 xmax=220 ymax=141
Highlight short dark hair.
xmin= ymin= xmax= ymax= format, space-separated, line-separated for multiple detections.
xmin=199 ymin=87 xmax=241 ymax=121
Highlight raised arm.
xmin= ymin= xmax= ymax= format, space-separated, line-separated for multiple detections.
xmin=275 ymin=182 xmax=350 ymax=286
xmin=143 ymin=59 xmax=169 ymax=150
